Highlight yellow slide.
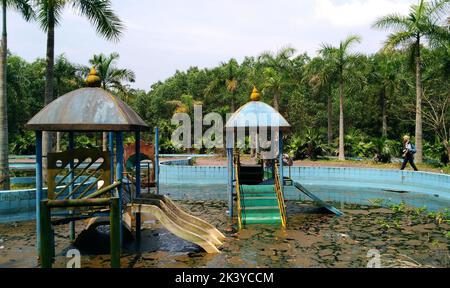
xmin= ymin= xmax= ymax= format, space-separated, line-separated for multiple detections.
xmin=129 ymin=195 xmax=225 ymax=254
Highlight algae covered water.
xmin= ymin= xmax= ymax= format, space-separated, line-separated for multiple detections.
xmin=0 ymin=200 xmax=448 ymax=268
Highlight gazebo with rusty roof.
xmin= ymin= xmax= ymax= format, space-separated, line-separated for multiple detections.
xmin=26 ymin=68 xmax=150 ymax=268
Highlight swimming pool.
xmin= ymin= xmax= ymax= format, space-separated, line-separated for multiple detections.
xmin=1 ymin=166 xmax=449 ymax=223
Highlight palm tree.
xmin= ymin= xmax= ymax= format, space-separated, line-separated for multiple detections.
xmin=320 ymin=35 xmax=362 ymax=161
xmin=89 ymin=52 xmax=135 ymax=151
xmin=222 ymin=59 xmax=241 ymax=113
xmin=0 ymin=0 xmax=33 ymax=190
xmin=371 ymin=51 xmax=401 ymax=137
xmin=304 ymin=56 xmax=336 ymax=145
xmin=89 ymin=52 xmax=135 ymax=91
xmin=204 ymin=59 xmax=242 ymax=113
xmin=34 ymin=0 xmax=123 ymax=163
xmin=373 ymin=0 xmax=450 ymax=163
xmin=54 ymin=54 xmax=84 ymax=151
xmin=258 ymin=47 xmax=296 ymax=111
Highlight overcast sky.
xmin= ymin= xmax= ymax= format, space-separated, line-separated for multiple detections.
xmin=8 ymin=0 xmax=416 ymax=90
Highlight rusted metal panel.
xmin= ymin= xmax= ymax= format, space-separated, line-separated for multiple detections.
xmin=26 ymin=88 xmax=149 ymax=132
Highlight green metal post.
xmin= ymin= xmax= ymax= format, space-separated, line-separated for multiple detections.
xmin=110 ymin=197 xmax=120 ymax=268
xmin=39 ymin=200 xmax=52 ymax=268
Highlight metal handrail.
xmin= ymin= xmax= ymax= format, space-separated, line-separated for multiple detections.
xmin=274 ymin=164 xmax=287 ymax=228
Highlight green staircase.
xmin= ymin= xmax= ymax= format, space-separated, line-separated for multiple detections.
xmin=239 ymin=185 xmax=282 ymax=225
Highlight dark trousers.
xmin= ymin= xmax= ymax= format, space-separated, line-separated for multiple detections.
xmin=401 ymin=154 xmax=418 ymax=171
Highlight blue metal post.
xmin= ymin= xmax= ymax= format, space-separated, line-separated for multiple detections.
xmin=35 ymin=131 xmax=43 ymax=252
xmin=68 ymin=132 xmax=75 ymax=241
xmin=154 ymin=127 xmax=160 ymax=194
xmin=115 ymin=132 xmax=124 ymax=247
xmin=227 ymin=148 xmax=234 ymax=219
xmin=135 ymin=129 xmax=141 ymax=241
xmin=279 ymin=130 xmax=284 ymax=193
xmin=109 ymin=132 xmax=114 ymax=185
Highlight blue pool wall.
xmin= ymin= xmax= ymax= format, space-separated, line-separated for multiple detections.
xmin=2 ymin=166 xmax=450 ymax=223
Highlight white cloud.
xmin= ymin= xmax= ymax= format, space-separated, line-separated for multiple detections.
xmin=311 ymin=0 xmax=412 ymax=27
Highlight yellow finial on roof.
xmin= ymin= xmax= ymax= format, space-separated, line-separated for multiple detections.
xmin=86 ymin=67 xmax=101 ymax=88
xmin=250 ymin=86 xmax=261 ymax=101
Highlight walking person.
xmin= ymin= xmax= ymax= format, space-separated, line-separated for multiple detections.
xmin=401 ymin=135 xmax=419 ymax=171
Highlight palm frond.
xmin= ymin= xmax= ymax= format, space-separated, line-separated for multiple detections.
xmin=426 ymin=0 xmax=450 ymax=23
xmin=372 ymin=13 xmax=411 ymax=31
xmin=341 ymin=35 xmax=362 ymax=53
xmin=384 ymin=31 xmax=416 ymax=48
xmin=8 ymin=0 xmax=35 ymax=21
xmin=35 ymin=0 xmax=65 ymax=30
xmin=73 ymin=0 xmax=123 ymax=42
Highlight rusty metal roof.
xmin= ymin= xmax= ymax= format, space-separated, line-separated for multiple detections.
xmin=26 ymin=88 xmax=149 ymax=132
xmin=225 ymin=101 xmax=291 ymax=131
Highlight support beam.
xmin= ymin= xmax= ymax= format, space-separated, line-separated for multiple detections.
xmin=227 ymin=148 xmax=234 ymax=219
xmin=135 ymin=129 xmax=142 ymax=242
xmin=110 ymin=197 xmax=121 ymax=268
xmin=115 ymin=132 xmax=124 ymax=247
xmin=154 ymin=127 xmax=160 ymax=194
xmin=39 ymin=200 xmax=52 ymax=268
xmin=279 ymin=130 xmax=284 ymax=193
xmin=109 ymin=132 xmax=114 ymax=185
xmin=68 ymin=132 xmax=75 ymax=241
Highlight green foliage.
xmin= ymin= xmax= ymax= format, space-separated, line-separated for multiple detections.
xmin=424 ymin=140 xmax=449 ymax=166
xmin=390 ymin=202 xmax=407 ymax=213
xmin=373 ymin=137 xmax=401 ymax=163
xmin=9 ymin=131 xmax=36 ymax=155
xmin=288 ymin=129 xmax=330 ymax=160
xmin=344 ymin=130 xmax=376 ymax=158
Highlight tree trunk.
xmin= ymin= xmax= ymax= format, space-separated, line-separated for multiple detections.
xmin=43 ymin=10 xmax=56 ymax=182
xmin=338 ymin=78 xmax=345 ymax=161
xmin=0 ymin=1 xmax=10 ymax=190
xmin=381 ymin=87 xmax=388 ymax=137
xmin=327 ymin=85 xmax=333 ymax=145
xmin=274 ymin=90 xmax=280 ymax=111
xmin=56 ymin=132 xmax=61 ymax=152
xmin=231 ymin=95 xmax=236 ymax=113
xmin=103 ymin=132 xmax=108 ymax=151
xmin=415 ymin=41 xmax=423 ymax=163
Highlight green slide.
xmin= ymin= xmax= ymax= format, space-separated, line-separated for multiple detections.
xmin=239 ymin=185 xmax=283 ymax=225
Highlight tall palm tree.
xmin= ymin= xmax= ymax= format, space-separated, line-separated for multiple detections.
xmin=371 ymin=51 xmax=401 ymax=137
xmin=0 ymin=0 xmax=33 ymax=190
xmin=34 ymin=0 xmax=123 ymax=164
xmin=373 ymin=0 xmax=450 ymax=163
xmin=258 ymin=47 xmax=296 ymax=111
xmin=304 ymin=56 xmax=336 ymax=145
xmin=320 ymin=35 xmax=362 ymax=161
xmin=89 ymin=52 xmax=135 ymax=151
